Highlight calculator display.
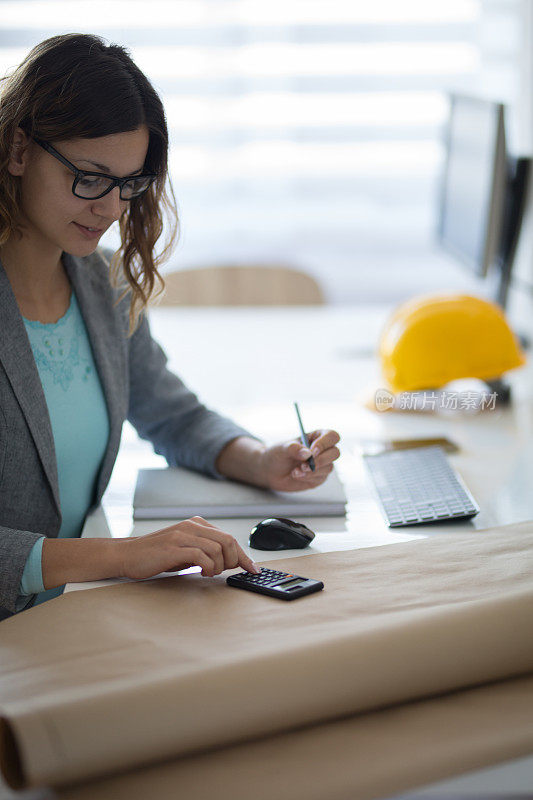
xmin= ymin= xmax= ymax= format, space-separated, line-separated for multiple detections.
xmin=276 ymin=578 xmax=303 ymax=589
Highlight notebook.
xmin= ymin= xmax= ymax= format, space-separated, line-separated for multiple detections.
xmin=133 ymin=465 xmax=347 ymax=519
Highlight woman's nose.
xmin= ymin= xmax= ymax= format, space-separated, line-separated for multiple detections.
xmin=92 ymin=186 xmax=125 ymax=221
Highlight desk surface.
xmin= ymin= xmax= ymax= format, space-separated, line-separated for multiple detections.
xmin=85 ymin=304 xmax=533 ymax=542
xmin=72 ymin=304 xmax=533 ymax=796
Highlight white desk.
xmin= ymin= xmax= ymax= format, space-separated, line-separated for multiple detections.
xmin=81 ymin=304 xmax=533 ymax=543
xmin=74 ymin=304 xmax=533 ymax=796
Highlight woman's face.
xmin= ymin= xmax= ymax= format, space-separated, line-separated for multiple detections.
xmin=9 ymin=125 xmax=150 ymax=259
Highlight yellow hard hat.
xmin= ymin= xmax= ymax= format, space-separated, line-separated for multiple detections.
xmin=379 ymin=293 xmax=526 ymax=393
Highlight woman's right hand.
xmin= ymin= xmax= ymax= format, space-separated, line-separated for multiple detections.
xmin=117 ymin=516 xmax=261 ymax=580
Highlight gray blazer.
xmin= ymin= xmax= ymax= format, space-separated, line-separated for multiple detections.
xmin=0 ymin=247 xmax=257 ymax=619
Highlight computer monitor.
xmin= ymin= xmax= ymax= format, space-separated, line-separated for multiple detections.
xmin=438 ymin=94 xmax=507 ymax=279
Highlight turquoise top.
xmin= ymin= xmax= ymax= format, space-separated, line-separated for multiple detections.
xmin=16 ymin=290 xmax=109 ymax=610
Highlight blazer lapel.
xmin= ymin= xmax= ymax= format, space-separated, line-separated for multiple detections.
xmin=0 ymin=259 xmax=60 ymax=514
xmin=62 ymin=251 xmax=127 ymax=504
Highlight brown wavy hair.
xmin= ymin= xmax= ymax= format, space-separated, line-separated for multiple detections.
xmin=0 ymin=33 xmax=178 ymax=332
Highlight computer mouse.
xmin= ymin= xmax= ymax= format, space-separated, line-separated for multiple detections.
xmin=249 ymin=518 xmax=315 ymax=551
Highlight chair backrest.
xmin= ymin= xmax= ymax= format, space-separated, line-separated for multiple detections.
xmin=153 ymin=265 xmax=325 ymax=306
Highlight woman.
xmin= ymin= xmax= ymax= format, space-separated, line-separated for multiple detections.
xmin=0 ymin=33 xmax=341 ymax=619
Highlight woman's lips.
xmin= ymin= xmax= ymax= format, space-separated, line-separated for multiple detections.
xmin=73 ymin=222 xmax=103 ymax=240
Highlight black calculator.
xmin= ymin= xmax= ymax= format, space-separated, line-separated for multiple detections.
xmin=226 ymin=567 xmax=324 ymax=600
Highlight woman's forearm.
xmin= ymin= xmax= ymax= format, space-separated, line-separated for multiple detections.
xmin=41 ymin=537 xmax=123 ymax=590
xmin=215 ymin=436 xmax=268 ymax=488
xmin=41 ymin=438 xmax=268 ymax=590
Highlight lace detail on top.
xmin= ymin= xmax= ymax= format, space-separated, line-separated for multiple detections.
xmin=23 ymin=293 xmax=95 ymax=392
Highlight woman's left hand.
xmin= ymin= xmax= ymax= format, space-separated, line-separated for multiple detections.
xmin=260 ymin=429 xmax=341 ymax=492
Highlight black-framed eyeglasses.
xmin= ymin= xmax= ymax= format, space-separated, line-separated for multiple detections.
xmin=33 ymin=137 xmax=157 ymax=200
